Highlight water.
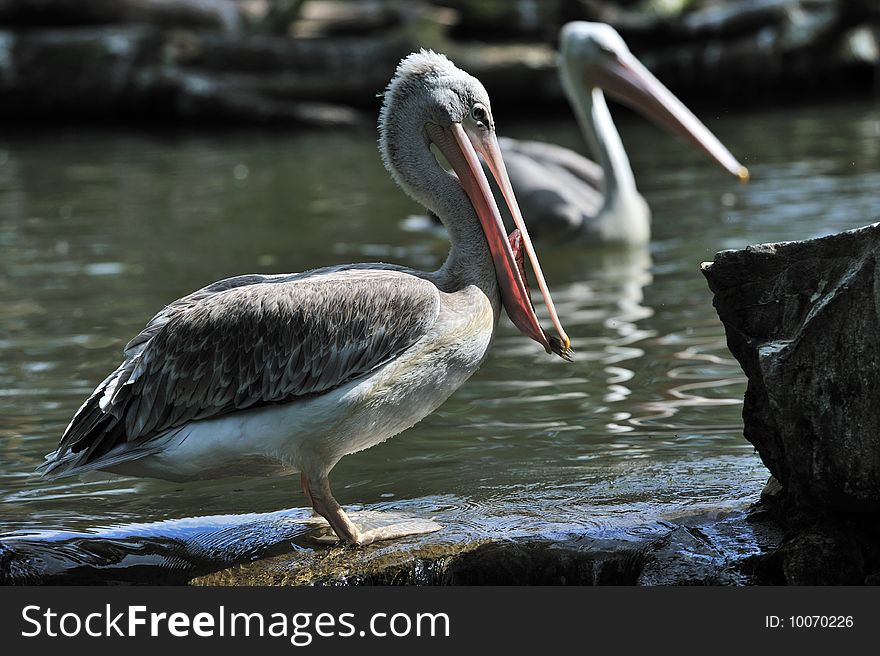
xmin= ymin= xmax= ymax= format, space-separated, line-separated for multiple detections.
xmin=1 ymin=101 xmax=878 ymax=572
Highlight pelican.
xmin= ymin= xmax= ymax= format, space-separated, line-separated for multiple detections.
xmin=479 ymin=22 xmax=749 ymax=244
xmin=38 ymin=51 xmax=572 ymax=546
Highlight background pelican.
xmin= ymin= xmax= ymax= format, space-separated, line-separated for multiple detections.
xmin=38 ymin=50 xmax=571 ymax=546
xmin=493 ymin=22 xmax=749 ymax=245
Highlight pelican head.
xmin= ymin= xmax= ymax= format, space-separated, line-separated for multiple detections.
xmin=380 ymin=50 xmax=571 ymax=359
xmin=559 ymin=22 xmax=749 ymax=182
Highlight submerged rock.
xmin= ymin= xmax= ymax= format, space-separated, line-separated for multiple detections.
xmin=702 ymin=223 xmax=880 ymax=514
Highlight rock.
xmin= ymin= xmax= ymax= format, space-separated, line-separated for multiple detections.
xmin=637 ymin=526 xmax=741 ymax=586
xmin=760 ymin=475 xmax=784 ymax=502
xmin=702 ymin=223 xmax=880 ymax=513
xmin=157 ymin=28 xmax=421 ymax=107
xmin=1 ymin=503 xmax=785 ymax=585
xmin=779 ymin=528 xmax=866 ymax=585
xmin=746 ymin=515 xmax=880 ymax=584
xmin=0 ymin=31 xmax=14 ymax=91
xmin=191 ymin=506 xmax=785 ymax=586
xmin=0 ymin=16 xmax=560 ymax=125
xmin=192 ymin=530 xmax=704 ymax=586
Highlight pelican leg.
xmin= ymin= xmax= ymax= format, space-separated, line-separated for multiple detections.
xmin=300 ymin=473 xmax=441 ymax=547
xmin=301 ymin=473 xmax=365 ymax=545
xmin=300 ymin=472 xmax=315 ymax=509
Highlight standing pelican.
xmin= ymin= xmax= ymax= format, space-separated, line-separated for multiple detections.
xmin=38 ymin=51 xmax=571 ymax=546
xmin=496 ymin=22 xmax=748 ymax=244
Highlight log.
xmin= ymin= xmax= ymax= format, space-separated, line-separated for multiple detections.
xmin=0 ymin=0 xmax=243 ymax=32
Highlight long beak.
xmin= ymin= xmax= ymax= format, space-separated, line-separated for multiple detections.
xmin=596 ymin=52 xmax=749 ymax=182
xmin=427 ymin=122 xmax=572 ymax=360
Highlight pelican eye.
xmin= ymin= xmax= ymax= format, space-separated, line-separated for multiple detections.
xmin=471 ymin=104 xmax=488 ymax=124
xmin=597 ymin=43 xmax=617 ymax=57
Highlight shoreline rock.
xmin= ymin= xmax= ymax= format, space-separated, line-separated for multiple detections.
xmin=702 ymin=223 xmax=880 ymax=514
xmin=703 ymin=222 xmax=880 ymax=584
xmin=1 ymin=502 xmax=785 ymax=586
xmin=190 ymin=505 xmax=784 ymax=586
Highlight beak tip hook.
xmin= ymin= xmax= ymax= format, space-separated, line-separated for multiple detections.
xmin=547 ymin=333 xmax=575 ymax=362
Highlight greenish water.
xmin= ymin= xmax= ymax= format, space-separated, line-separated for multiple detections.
xmin=1 ymin=101 xmax=878 ymax=548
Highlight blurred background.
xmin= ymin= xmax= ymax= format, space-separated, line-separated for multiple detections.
xmin=0 ymin=1 xmax=879 ymax=577
xmin=0 ymin=0 xmax=878 ymax=126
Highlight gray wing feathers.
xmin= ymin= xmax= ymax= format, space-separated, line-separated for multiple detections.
xmin=123 ymin=274 xmax=272 ymax=356
xmin=40 ymin=270 xmax=439 ymax=477
xmin=499 ymin=137 xmax=603 ymax=188
xmin=496 ymin=137 xmax=604 ymax=238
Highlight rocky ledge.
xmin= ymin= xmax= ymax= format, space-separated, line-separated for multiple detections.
xmin=703 ymin=222 xmax=880 ymax=585
xmin=2 ymin=500 xmax=790 ymax=586
xmin=190 ymin=506 xmax=785 ymax=586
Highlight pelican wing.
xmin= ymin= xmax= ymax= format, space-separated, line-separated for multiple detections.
xmin=40 ymin=268 xmax=440 ymax=477
xmin=494 ymin=137 xmax=604 ymax=238
xmin=499 ymin=137 xmax=603 ymax=189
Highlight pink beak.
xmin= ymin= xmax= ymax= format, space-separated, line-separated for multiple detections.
xmin=428 ymin=122 xmax=572 ymax=360
xmin=594 ymin=51 xmax=749 ymax=182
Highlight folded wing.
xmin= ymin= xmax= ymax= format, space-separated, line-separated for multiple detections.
xmin=40 ymin=268 xmax=440 ymax=477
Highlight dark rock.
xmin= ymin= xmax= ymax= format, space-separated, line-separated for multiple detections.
xmin=704 ymin=222 xmax=880 ymax=585
xmin=746 ymin=515 xmax=880 ymax=585
xmin=779 ymin=529 xmax=866 ymax=585
xmin=190 ymin=533 xmax=654 ymax=586
xmin=761 ymin=475 xmax=784 ymax=502
xmin=637 ymin=526 xmax=741 ymax=585
xmin=778 ymin=1 xmax=841 ymax=52
xmin=191 ymin=507 xmax=785 ymax=586
xmin=1 ymin=503 xmax=786 ymax=585
xmin=156 ymin=28 xmax=421 ymax=106
xmin=702 ymin=223 xmax=880 ymax=514
xmin=441 ymin=0 xmax=563 ymax=41
xmin=438 ymin=537 xmax=646 ymax=585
